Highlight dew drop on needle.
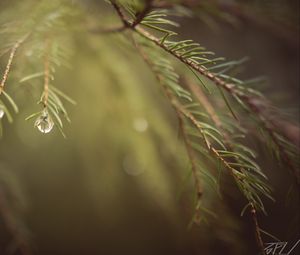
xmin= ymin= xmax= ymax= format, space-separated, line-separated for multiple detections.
xmin=35 ymin=109 xmax=54 ymax=134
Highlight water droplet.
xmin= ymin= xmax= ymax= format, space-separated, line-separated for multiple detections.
xmin=35 ymin=109 xmax=54 ymax=134
xmin=0 ymin=107 xmax=4 ymax=119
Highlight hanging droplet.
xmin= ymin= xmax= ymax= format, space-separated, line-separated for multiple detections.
xmin=0 ymin=108 xmax=4 ymax=119
xmin=35 ymin=109 xmax=54 ymax=134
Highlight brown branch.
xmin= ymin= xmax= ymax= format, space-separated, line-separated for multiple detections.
xmin=110 ymin=0 xmax=130 ymax=28
xmin=185 ymin=77 xmax=223 ymax=129
xmin=132 ymin=35 xmax=203 ymax=210
xmin=185 ymin=78 xmax=266 ymax=254
xmin=43 ymin=38 xmax=51 ymax=107
xmin=251 ymin=204 xmax=266 ymax=255
xmin=131 ymin=0 xmax=154 ymax=27
xmin=164 ymin=86 xmax=243 ymax=185
xmin=178 ymin=114 xmax=203 ymax=201
xmin=0 ymin=34 xmax=29 ymax=95
xmin=95 ymin=0 xmax=153 ymax=34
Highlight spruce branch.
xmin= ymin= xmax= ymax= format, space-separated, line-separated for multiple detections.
xmin=184 ymin=77 xmax=223 ymax=130
xmin=251 ymin=204 xmax=266 ymax=255
xmin=107 ymin=1 xmax=272 ymax=119
xmin=185 ymin=78 xmax=266 ymax=254
xmin=133 ymin=35 xmax=272 ymax=217
xmin=130 ymin=31 xmax=272 ymax=252
xmin=42 ymin=37 xmax=51 ymax=108
xmin=29 ymin=33 xmax=75 ymax=136
xmin=179 ymin=113 xmax=204 ymax=224
xmin=109 ymin=1 xmax=256 ymax=102
xmin=108 ymin=0 xmax=299 ymax=184
xmin=179 ymin=109 xmax=203 ymax=202
xmin=132 ymin=36 xmax=204 ymax=222
xmin=0 ymin=34 xmax=29 ymax=95
xmin=110 ymin=4 xmax=270 ymax=214
xmin=161 ymin=77 xmax=271 ymax=215
xmin=0 ymin=34 xmax=29 ymax=123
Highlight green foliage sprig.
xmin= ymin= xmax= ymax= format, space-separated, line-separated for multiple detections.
xmin=0 ymin=1 xmax=76 ymax=136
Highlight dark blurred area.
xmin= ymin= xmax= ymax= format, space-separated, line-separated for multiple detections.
xmin=0 ymin=1 xmax=299 ymax=255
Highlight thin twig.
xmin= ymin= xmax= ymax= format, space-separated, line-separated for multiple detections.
xmin=179 ymin=114 xmax=203 ymax=201
xmin=132 ymin=35 xmax=203 ymax=205
xmin=0 ymin=34 xmax=29 ymax=95
xmin=110 ymin=0 xmax=130 ymax=28
xmin=43 ymin=38 xmax=51 ymax=107
xmin=131 ymin=0 xmax=154 ymax=27
xmin=251 ymin=204 xmax=266 ymax=255
xmin=185 ymin=77 xmax=223 ymax=129
xmin=185 ymin=78 xmax=266 ymax=255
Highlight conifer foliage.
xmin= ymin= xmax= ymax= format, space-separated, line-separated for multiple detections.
xmin=0 ymin=1 xmax=299 ymax=254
